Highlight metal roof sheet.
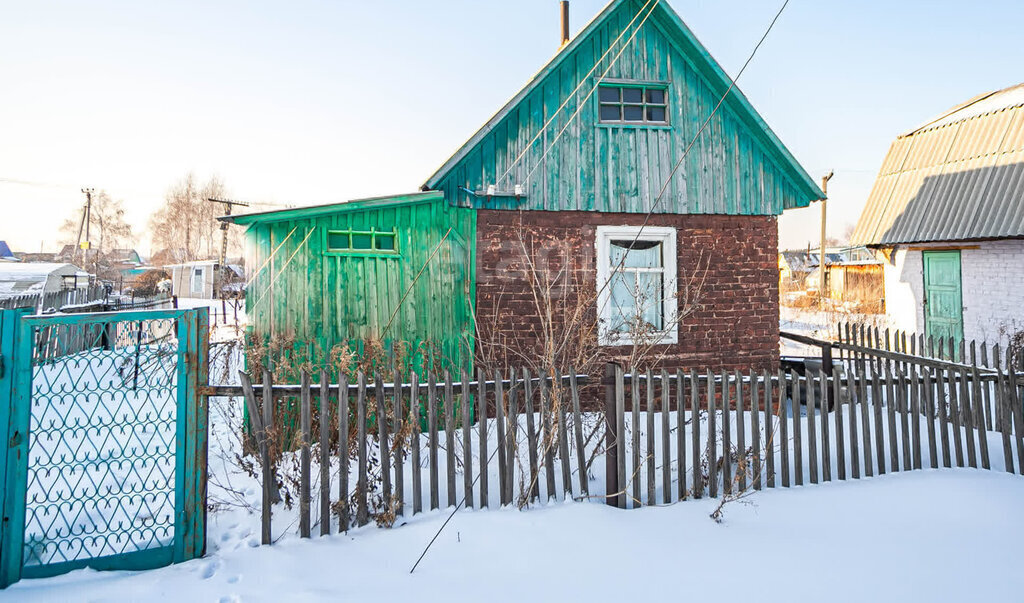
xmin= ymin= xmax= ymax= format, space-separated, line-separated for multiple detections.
xmin=851 ymin=82 xmax=1024 ymax=246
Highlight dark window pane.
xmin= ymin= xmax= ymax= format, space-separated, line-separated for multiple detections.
xmin=327 ymin=232 xmax=349 ymax=250
xmin=647 ymin=107 xmax=666 ymax=122
xmin=375 ymin=234 xmax=395 ymax=251
xmin=600 ymin=104 xmax=621 ymax=121
xmin=646 ymin=89 xmax=665 ymax=104
xmin=351 ymin=233 xmax=372 ymax=250
xmin=598 ymin=86 xmax=619 ymax=103
xmin=623 ymin=105 xmax=644 ymax=121
xmin=622 ymin=87 xmax=643 ymax=103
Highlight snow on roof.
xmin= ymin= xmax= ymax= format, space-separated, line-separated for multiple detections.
xmin=0 ymin=262 xmax=85 ymax=282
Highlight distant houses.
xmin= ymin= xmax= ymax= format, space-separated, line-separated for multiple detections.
xmin=164 ymin=260 xmax=242 ymax=299
xmin=0 ymin=262 xmax=90 ymax=297
xmin=852 ymin=82 xmax=1024 ymax=347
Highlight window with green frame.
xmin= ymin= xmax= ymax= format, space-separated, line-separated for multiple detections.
xmin=598 ymin=82 xmax=668 ymax=125
xmin=326 ymin=228 xmax=398 ymax=255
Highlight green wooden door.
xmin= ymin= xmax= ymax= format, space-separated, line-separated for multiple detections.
xmin=922 ymin=250 xmax=963 ymax=345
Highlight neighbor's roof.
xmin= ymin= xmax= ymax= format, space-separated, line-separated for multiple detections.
xmin=219 ymin=191 xmax=443 ymax=226
xmin=421 ymin=0 xmax=823 ymax=208
xmin=0 ymin=262 xmax=86 ymax=281
xmin=0 ymin=241 xmax=14 ymax=259
xmin=851 ymin=82 xmax=1024 ymax=246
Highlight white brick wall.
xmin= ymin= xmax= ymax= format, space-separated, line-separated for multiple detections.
xmin=881 ymin=240 xmax=1024 ymax=349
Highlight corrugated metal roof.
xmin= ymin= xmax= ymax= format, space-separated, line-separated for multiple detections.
xmin=851 ymin=82 xmax=1024 ymax=246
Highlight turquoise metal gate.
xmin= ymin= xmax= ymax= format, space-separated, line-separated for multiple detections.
xmin=0 ymin=307 xmax=208 ymax=586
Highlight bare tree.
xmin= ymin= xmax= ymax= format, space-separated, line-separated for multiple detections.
xmin=149 ymin=173 xmax=237 ymax=262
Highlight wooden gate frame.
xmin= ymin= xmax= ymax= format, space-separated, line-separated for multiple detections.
xmin=0 ymin=307 xmax=208 ymax=587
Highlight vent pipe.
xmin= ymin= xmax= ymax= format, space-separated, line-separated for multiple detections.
xmin=560 ymin=1 xmax=570 ymax=47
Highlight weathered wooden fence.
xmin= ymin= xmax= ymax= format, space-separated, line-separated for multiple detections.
xmin=0 ymin=286 xmax=106 ymax=312
xmin=236 ymin=368 xmax=592 ymax=544
xmin=227 ymin=341 xmax=1023 ymax=541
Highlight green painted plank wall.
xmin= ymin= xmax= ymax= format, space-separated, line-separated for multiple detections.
xmin=243 ymin=197 xmax=476 ymax=375
xmin=432 ymin=0 xmax=805 ymax=216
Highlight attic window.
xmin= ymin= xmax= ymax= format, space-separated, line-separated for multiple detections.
xmin=598 ymin=83 xmax=668 ymax=125
xmin=326 ymin=228 xmax=399 ymax=255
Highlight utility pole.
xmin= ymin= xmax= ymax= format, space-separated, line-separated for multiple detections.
xmin=818 ymin=171 xmax=834 ymax=309
xmin=79 ymin=188 xmax=94 ymax=269
xmin=207 ymin=197 xmax=249 ymax=297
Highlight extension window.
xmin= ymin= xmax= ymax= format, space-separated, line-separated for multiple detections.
xmin=595 ymin=225 xmax=678 ymax=345
xmin=326 ymin=228 xmax=399 ymax=256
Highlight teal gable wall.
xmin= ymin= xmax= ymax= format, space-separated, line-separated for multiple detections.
xmin=426 ymin=0 xmax=821 ymax=216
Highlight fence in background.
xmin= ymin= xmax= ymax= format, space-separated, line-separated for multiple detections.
xmin=0 ymin=286 xmax=106 ymax=312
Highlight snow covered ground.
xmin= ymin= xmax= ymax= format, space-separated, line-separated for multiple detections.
xmin=5 ymin=470 xmax=1024 ymax=602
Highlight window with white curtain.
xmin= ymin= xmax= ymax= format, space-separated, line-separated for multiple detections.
xmin=595 ymin=225 xmax=678 ymax=345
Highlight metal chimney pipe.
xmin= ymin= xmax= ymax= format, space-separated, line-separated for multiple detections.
xmin=560 ymin=1 xmax=570 ymax=47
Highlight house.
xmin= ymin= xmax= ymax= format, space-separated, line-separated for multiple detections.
xmin=0 ymin=241 xmax=16 ymax=261
xmin=0 ymin=263 xmax=91 ymax=297
xmin=165 ymin=260 xmax=243 ymax=299
xmin=850 ymin=82 xmax=1024 ymax=347
xmin=223 ymin=0 xmax=822 ymax=373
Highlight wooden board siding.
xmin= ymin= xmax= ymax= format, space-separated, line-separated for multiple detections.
xmin=428 ymin=0 xmax=818 ymax=216
xmin=242 ymin=194 xmax=476 ymax=373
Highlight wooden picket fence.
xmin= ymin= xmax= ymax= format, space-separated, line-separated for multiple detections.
xmin=229 ymin=341 xmax=1024 ymax=542
xmin=0 ymin=286 xmax=106 ymax=312
xmin=236 ymin=368 xmax=592 ymax=544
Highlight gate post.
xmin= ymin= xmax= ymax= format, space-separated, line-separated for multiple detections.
xmin=0 ymin=308 xmax=31 ymax=587
xmin=604 ymin=362 xmax=625 ymax=508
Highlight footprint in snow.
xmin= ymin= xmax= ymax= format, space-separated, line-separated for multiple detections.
xmin=200 ymin=558 xmax=221 ymax=580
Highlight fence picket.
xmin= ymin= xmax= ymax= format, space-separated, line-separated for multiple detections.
xmin=356 ymin=372 xmax=369 ymax=526
xmin=677 ymin=370 xmax=688 ymax=499
xmin=910 ymin=367 xmax=922 ymax=470
xmin=790 ymin=370 xmax=802 ymax=486
xmin=299 ymin=371 xmax=311 ymax=538
xmin=461 ymin=370 xmax=473 ymax=508
xmin=410 ymin=372 xmax=422 ymax=515
xmin=922 ymin=367 xmax=938 ymax=469
xmin=995 ymin=362 xmax=1014 ymax=473
xmin=936 ymin=367 xmax=952 ymax=468
xmin=428 ymin=372 xmax=439 ymax=511
xmin=444 ymin=372 xmax=456 ymax=507
xmin=691 ymin=370 xmax=702 ymax=497
xmin=557 ymin=368 xmax=573 ymax=500
xmin=523 ymin=368 xmax=540 ymax=502
xmin=898 ymin=364 xmax=912 ymax=471
xmin=615 ymin=365 xmax=626 ymax=508
xmin=319 ymin=370 xmax=331 ymax=535
xmin=1009 ymin=354 xmax=1024 ymax=473
xmin=507 ymin=371 xmax=520 ymax=505
xmin=261 ymin=369 xmax=276 ymax=542
xmin=646 ymin=369 xmax=656 ymax=505
xmin=708 ymin=369 xmax=718 ymax=498
xmin=736 ymin=370 xmax=747 ymax=490
xmin=833 ymin=366 xmax=846 ymax=480
xmin=971 ymin=358 xmax=990 ymax=470
xmin=777 ymin=370 xmax=789 ymax=488
xmin=860 ymin=364 xmax=874 ymax=477
xmin=374 ymin=374 xmax=392 ymax=510
xmin=478 ymin=369 xmax=489 ymax=509
xmin=946 ymin=368 xmax=964 ymax=468
xmin=661 ymin=370 xmax=672 ymax=503
xmin=495 ymin=370 xmax=508 ymax=506
xmin=722 ymin=370 xmax=732 ymax=494
xmin=764 ymin=370 xmax=775 ymax=488
xmin=819 ymin=371 xmax=831 ymax=482
xmin=881 ymin=365 xmax=894 ymax=474
xmin=337 ymin=373 xmax=351 ymax=530
xmin=751 ymin=370 xmax=762 ymax=490
xmin=539 ymin=369 xmax=556 ymax=502
xmin=960 ymin=366 xmax=977 ymax=469
xmin=391 ymin=370 xmax=404 ymax=517
xmin=805 ymin=370 xmax=817 ymax=485
xmin=632 ymin=368 xmax=642 ymax=506
xmin=571 ymin=370 xmax=587 ymax=499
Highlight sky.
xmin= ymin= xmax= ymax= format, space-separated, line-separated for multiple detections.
xmin=2 ymin=0 xmax=1023 ymax=256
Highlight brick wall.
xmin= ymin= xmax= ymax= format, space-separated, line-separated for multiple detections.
xmin=475 ymin=209 xmax=780 ymax=373
xmin=883 ymin=239 xmax=1024 ymax=348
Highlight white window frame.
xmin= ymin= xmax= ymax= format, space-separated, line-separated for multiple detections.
xmin=595 ymin=225 xmax=678 ymax=346
xmin=191 ymin=267 xmax=205 ymax=295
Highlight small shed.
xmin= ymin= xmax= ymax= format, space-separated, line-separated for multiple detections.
xmin=0 ymin=263 xmax=90 ymax=297
xmin=164 ymin=260 xmax=241 ymax=300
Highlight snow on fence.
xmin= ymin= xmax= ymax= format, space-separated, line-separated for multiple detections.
xmin=218 ymin=342 xmax=1023 ymax=543
xmin=0 ymin=286 xmax=106 ymax=312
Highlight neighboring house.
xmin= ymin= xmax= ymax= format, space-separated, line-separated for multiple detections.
xmin=223 ymin=0 xmax=823 ymax=372
xmin=851 ymin=82 xmax=1024 ymax=347
xmin=165 ymin=260 xmax=242 ymax=299
xmin=0 ymin=241 xmax=17 ymax=261
xmin=0 ymin=263 xmax=90 ymax=297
